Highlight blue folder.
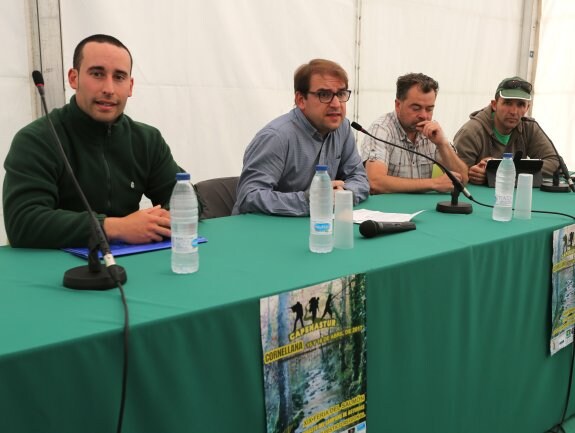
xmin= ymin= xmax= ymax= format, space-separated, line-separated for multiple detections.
xmin=62 ymin=239 xmax=172 ymax=259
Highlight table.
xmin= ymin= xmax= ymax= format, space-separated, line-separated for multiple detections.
xmin=1 ymin=186 xmax=575 ymax=433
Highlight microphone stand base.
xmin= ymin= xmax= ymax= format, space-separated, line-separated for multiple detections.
xmin=436 ymin=201 xmax=473 ymax=214
xmin=63 ymin=265 xmax=127 ymax=290
xmin=540 ymin=182 xmax=570 ymax=193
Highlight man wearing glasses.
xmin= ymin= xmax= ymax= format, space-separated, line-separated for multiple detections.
xmin=454 ymin=76 xmax=558 ymax=185
xmin=360 ymin=73 xmax=468 ymax=194
xmin=233 ymin=59 xmax=368 ymax=216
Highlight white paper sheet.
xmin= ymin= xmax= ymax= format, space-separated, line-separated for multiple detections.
xmin=352 ymin=209 xmax=425 ymax=224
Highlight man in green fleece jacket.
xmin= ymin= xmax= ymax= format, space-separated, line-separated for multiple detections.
xmin=3 ymin=34 xmax=183 ymax=248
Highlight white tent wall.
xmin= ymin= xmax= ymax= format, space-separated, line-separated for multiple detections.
xmin=532 ymin=0 xmax=575 ymax=173
xmin=357 ymin=0 xmax=530 ymax=142
xmin=0 ymin=0 xmax=38 ymax=245
xmin=55 ymin=0 xmax=536 ymax=178
xmin=59 ymin=0 xmax=358 ymax=185
xmin=1 ymin=0 xmax=571 ymax=246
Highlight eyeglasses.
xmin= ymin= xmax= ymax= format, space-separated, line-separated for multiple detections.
xmin=308 ymin=89 xmax=352 ymax=104
xmin=501 ymin=79 xmax=532 ymax=94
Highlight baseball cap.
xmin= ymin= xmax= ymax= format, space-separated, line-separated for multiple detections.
xmin=495 ymin=76 xmax=532 ymax=101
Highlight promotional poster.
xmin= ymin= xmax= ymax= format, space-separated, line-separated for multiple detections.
xmin=551 ymin=224 xmax=575 ymax=355
xmin=260 ymin=273 xmax=367 ymax=433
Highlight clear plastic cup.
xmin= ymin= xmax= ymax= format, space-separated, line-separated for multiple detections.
xmin=514 ymin=173 xmax=533 ymax=220
xmin=334 ymin=190 xmax=354 ymax=249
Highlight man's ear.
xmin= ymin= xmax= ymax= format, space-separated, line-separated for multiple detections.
xmin=295 ymin=91 xmax=306 ymax=110
xmin=68 ymin=68 xmax=78 ymax=90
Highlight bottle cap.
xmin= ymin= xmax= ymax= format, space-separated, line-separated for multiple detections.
xmin=315 ymin=165 xmax=328 ymax=171
xmin=176 ymin=173 xmax=191 ymax=181
xmin=502 ymin=153 xmax=513 ymax=159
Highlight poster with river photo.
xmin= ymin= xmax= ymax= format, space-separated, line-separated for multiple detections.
xmin=260 ymin=273 xmax=367 ymax=433
xmin=551 ymin=224 xmax=575 ymax=355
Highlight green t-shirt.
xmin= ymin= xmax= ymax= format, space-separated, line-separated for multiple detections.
xmin=492 ymin=112 xmax=511 ymax=145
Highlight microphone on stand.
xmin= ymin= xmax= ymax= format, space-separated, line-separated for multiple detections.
xmin=351 ymin=121 xmax=473 ymax=214
xmin=32 ymin=70 xmax=127 ymax=290
xmin=521 ymin=116 xmax=575 ymax=193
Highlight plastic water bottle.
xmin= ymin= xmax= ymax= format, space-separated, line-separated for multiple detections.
xmin=492 ymin=153 xmax=516 ymax=222
xmin=170 ymin=173 xmax=199 ymax=273
xmin=309 ymin=165 xmax=333 ymax=253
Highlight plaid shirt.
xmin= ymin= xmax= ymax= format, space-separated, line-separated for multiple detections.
xmin=360 ymin=111 xmax=440 ymax=179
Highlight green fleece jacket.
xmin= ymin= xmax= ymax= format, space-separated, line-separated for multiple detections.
xmin=3 ymin=96 xmax=182 ymax=248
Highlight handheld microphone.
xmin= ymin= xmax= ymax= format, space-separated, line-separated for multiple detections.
xmin=521 ymin=116 xmax=575 ymax=193
xmin=32 ymin=70 xmax=127 ymax=290
xmin=359 ymin=220 xmax=416 ymax=238
xmin=351 ymin=121 xmax=473 ymax=214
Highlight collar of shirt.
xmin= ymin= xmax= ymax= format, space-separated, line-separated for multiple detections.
xmin=294 ymin=108 xmax=329 ymax=142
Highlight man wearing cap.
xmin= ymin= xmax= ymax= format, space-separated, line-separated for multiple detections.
xmin=454 ymin=76 xmax=558 ymax=185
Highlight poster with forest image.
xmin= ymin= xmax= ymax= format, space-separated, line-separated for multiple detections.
xmin=260 ymin=273 xmax=367 ymax=433
xmin=551 ymin=224 xmax=575 ymax=355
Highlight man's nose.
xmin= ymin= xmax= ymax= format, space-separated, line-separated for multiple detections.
xmin=509 ymin=103 xmax=520 ymax=114
xmin=329 ymin=95 xmax=342 ymax=108
xmin=101 ymin=76 xmax=115 ymax=95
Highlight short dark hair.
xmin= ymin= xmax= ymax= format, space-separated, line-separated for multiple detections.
xmin=73 ymin=34 xmax=133 ymax=72
xmin=294 ymin=59 xmax=348 ymax=95
xmin=396 ymin=73 xmax=439 ymax=100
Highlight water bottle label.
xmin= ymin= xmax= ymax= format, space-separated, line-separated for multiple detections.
xmin=172 ymin=236 xmax=198 ymax=253
xmin=312 ymin=222 xmax=332 ymax=234
xmin=495 ymin=194 xmax=513 ymax=206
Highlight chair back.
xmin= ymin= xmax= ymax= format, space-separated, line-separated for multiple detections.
xmin=195 ymin=176 xmax=239 ymax=219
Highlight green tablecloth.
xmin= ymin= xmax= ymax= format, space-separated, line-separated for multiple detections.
xmin=1 ymin=186 xmax=575 ymax=433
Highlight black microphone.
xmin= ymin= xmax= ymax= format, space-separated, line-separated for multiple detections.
xmin=32 ymin=70 xmax=45 ymax=95
xmin=521 ymin=116 xmax=575 ymax=193
xmin=359 ymin=220 xmax=416 ymax=238
xmin=351 ymin=121 xmax=473 ymax=214
xmin=32 ymin=70 xmax=127 ymax=290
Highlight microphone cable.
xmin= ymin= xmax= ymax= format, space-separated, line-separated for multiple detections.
xmin=353 ymin=121 xmax=575 ymax=430
xmin=469 ymin=198 xmax=575 ymax=221
xmin=474 ymin=191 xmax=575 ymax=433
xmin=352 ymin=121 xmax=575 ymax=220
xmin=116 ymin=280 xmax=130 ymax=433
xmin=550 ymin=337 xmax=575 ymax=433
xmin=351 ymin=121 xmax=474 ymax=214
xmin=32 ymin=71 xmax=130 ymax=433
xmin=546 ymin=425 xmax=567 ymax=433
xmin=520 ymin=116 xmax=575 ymax=433
xmin=469 ymin=196 xmax=575 ymax=433
xmin=521 ymin=116 xmax=575 ymax=193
